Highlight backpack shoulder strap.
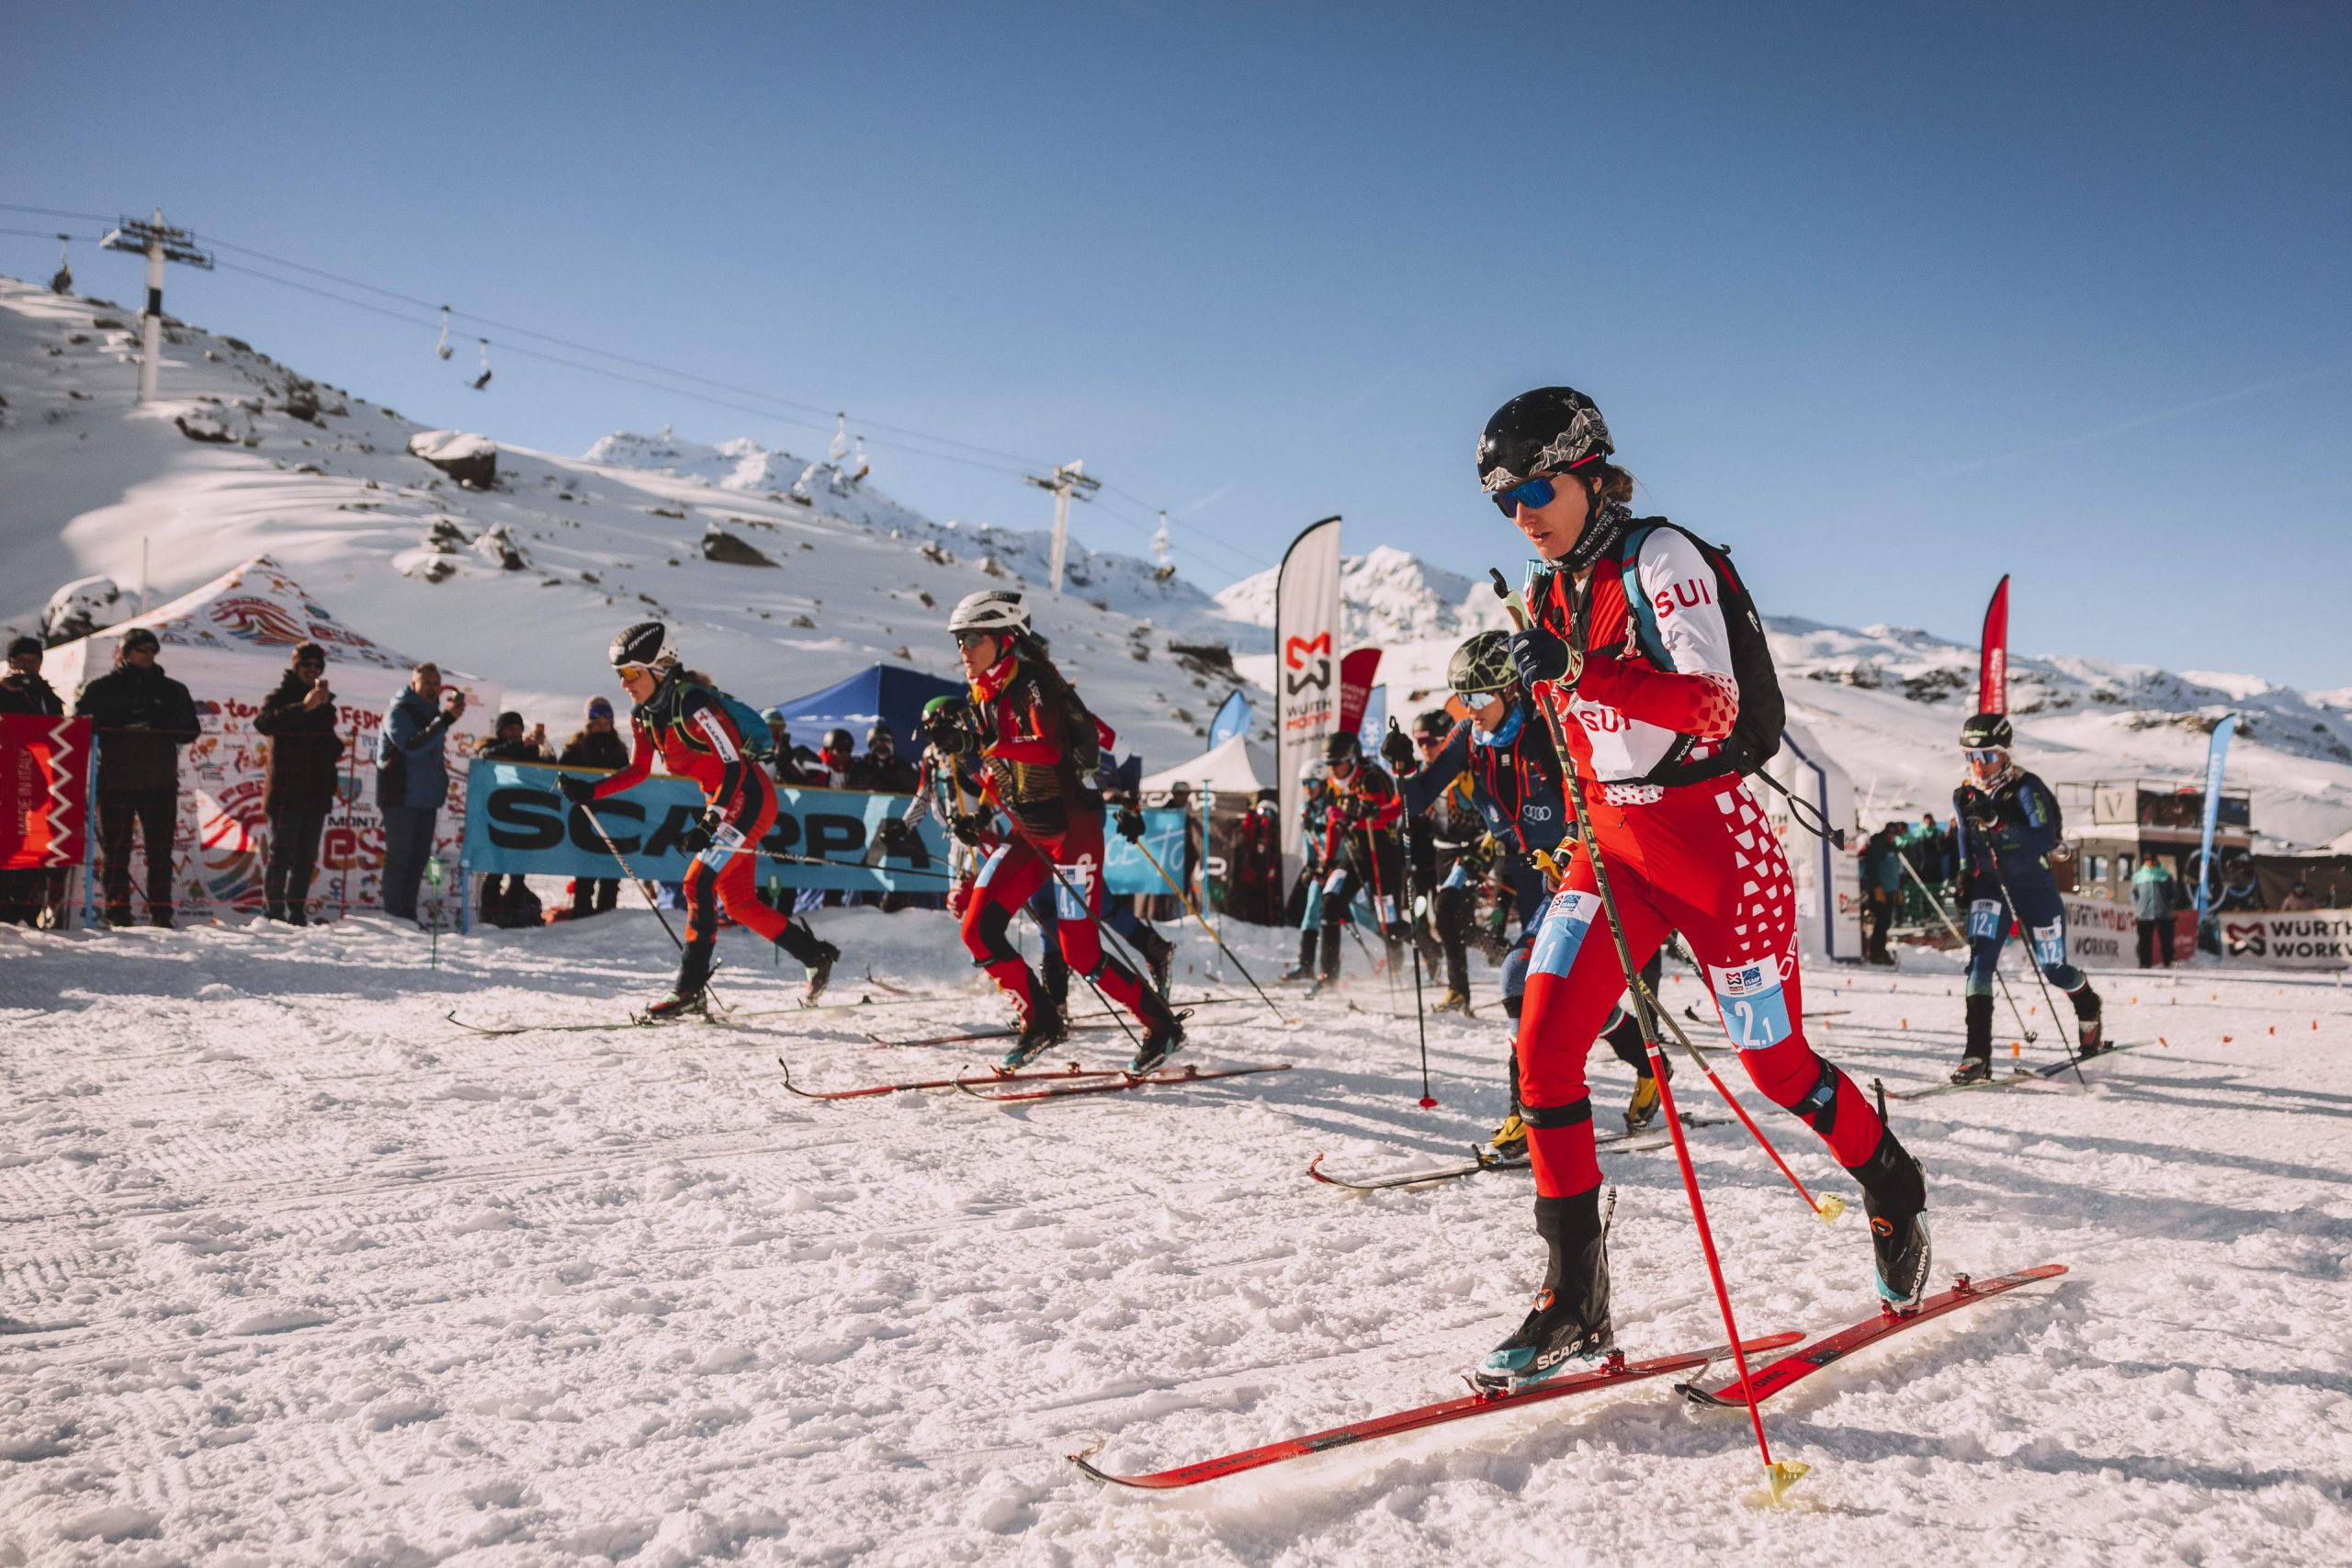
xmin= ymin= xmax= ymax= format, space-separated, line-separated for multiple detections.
xmin=1614 ymin=520 xmax=1673 ymax=671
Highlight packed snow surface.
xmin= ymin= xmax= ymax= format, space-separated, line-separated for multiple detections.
xmin=5 ymin=910 xmax=2350 ymax=1564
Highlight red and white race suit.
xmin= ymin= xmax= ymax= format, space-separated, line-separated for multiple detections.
xmin=1515 ymin=525 xmax=1888 ymax=1200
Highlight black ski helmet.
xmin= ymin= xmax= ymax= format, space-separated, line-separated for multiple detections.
xmin=1476 ymin=387 xmax=1613 ymax=497
xmin=1447 ymin=629 xmax=1515 ymax=694
xmin=609 ymin=619 xmax=671 ymax=671
xmin=825 ymin=728 xmax=854 ymax=753
xmin=1959 ymin=712 xmax=2014 ymax=750
xmin=1413 ymin=708 xmax=1451 ymax=740
xmin=1325 ymin=730 xmax=1363 ymax=765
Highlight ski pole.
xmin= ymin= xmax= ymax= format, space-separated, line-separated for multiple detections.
xmin=574 ymin=799 xmax=729 ymax=1014
xmin=1126 ymin=831 xmax=1295 ymax=1025
xmin=1981 ymin=846 xmax=2086 ymax=1086
xmin=1490 ymin=568 xmax=1801 ymax=1502
xmin=1390 ymin=817 xmax=1435 ymax=1108
xmin=1897 ymin=846 xmax=2041 ymax=1049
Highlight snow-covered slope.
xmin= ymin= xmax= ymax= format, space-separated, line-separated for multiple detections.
xmin=1214 ymin=544 xmax=1511 ymax=651
xmin=0 ymin=277 xmax=1234 ymax=760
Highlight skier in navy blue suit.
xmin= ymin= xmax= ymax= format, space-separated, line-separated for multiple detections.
xmin=1389 ymin=630 xmax=1662 ymax=1156
xmin=1949 ymin=710 xmax=2105 ymax=1084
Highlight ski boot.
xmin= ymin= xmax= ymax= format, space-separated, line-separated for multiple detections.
xmin=1041 ymin=945 xmax=1072 ymax=1013
xmin=1950 ymin=990 xmax=1996 ymax=1083
xmin=1305 ymin=924 xmax=1344 ymax=998
xmin=1433 ymin=987 xmax=1473 ymax=1017
xmin=1487 ymin=1111 xmax=1528 ymax=1163
xmin=804 ymin=940 xmax=840 ymax=1004
xmin=1280 ymin=928 xmax=1318 ymax=983
xmin=1623 ymin=1063 xmax=1671 ymax=1133
xmin=2072 ymin=984 xmax=2106 ymax=1058
xmin=648 ymin=942 xmax=715 ymax=1020
xmin=1475 ymin=1190 xmax=1612 ymax=1393
xmin=1134 ymin=924 xmax=1175 ymax=997
xmin=1849 ymin=1127 xmax=1930 ymax=1313
xmin=1000 ymin=993 xmax=1068 ymax=1070
xmin=1127 ymin=1000 xmax=1191 ymax=1075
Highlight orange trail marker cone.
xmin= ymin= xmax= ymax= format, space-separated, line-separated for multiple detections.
xmin=2010 ymin=1041 xmax=2021 ymax=1058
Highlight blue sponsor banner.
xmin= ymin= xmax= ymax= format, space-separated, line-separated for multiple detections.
xmin=460 ymin=759 xmax=1182 ymax=895
xmin=1207 ymin=691 xmax=1252 ymax=750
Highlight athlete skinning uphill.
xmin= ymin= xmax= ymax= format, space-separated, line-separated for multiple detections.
xmin=947 ymin=591 xmax=1187 ymax=1073
xmin=560 ymin=622 xmax=838 ymax=1015
xmin=1468 ymin=387 xmax=1932 ymax=1393
xmin=1392 ymin=629 xmax=1664 ymax=1159
xmin=1948 ymin=711 xmax=2105 ymax=1084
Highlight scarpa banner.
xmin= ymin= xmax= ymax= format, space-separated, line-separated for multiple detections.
xmin=0 ymin=714 xmax=91 ymax=870
xmin=460 ymin=760 xmax=1186 ymax=896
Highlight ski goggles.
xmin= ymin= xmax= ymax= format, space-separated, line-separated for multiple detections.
xmin=1454 ymin=688 xmax=1507 ymax=707
xmin=1963 ymin=748 xmax=2005 ymax=768
xmin=1491 ymin=476 xmax=1557 ymax=518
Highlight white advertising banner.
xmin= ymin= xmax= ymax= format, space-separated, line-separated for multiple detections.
xmin=2216 ymin=910 xmax=2352 ymax=970
xmin=1273 ymin=515 xmax=1342 ymax=886
xmin=2061 ymin=893 xmax=2138 ymax=971
xmin=44 ymin=556 xmax=498 ymax=916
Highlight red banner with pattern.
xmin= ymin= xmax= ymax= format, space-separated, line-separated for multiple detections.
xmin=0 ymin=714 xmax=91 ymax=870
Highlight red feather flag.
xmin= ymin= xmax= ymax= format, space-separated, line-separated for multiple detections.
xmin=1978 ymin=575 xmax=2010 ymax=715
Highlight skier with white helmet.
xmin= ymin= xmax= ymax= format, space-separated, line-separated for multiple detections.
xmin=559 ymin=622 xmax=838 ymax=1014
xmin=945 ymin=590 xmax=1187 ymax=1072
xmin=1948 ymin=710 xmax=2104 ymax=1083
xmin=1466 ymin=386 xmax=1933 ymax=1393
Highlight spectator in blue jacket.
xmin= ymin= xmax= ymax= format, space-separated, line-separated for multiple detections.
xmin=377 ymin=661 xmax=466 ymax=922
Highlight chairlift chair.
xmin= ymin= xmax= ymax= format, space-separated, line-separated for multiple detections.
xmin=470 ymin=338 xmax=492 ymax=391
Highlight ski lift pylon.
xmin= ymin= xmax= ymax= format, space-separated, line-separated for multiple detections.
xmin=436 ymin=305 xmax=453 ymax=360
xmin=470 ymin=337 xmax=492 ymax=391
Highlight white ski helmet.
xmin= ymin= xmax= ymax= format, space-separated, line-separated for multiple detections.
xmin=947 ymin=589 xmax=1029 ymax=637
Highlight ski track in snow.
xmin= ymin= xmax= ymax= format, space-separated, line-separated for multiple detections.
xmin=3 ymin=910 xmax=2350 ymax=1566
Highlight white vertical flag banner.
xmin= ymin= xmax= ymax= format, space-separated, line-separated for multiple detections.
xmin=1274 ymin=515 xmax=1343 ymax=888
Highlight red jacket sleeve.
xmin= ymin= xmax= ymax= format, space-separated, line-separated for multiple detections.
xmin=988 ymin=680 xmax=1064 ymax=766
xmin=1575 ymin=657 xmax=1740 ymax=741
xmin=591 ymin=717 xmax=657 ymax=800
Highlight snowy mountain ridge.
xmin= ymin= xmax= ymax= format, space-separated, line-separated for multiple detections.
xmin=2 ymin=271 xmax=2346 ymax=845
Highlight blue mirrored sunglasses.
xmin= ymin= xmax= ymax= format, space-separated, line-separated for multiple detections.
xmin=1492 ymin=477 xmax=1555 ymax=518
xmin=1964 ymin=748 xmax=2004 ymax=766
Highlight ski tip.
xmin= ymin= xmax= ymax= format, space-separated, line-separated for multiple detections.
xmin=1306 ymin=1152 xmax=1334 ymax=1184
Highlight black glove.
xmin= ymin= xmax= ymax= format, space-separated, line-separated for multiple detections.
xmin=680 ymin=807 xmax=721 ymax=855
xmin=876 ymin=818 xmax=914 ymax=852
xmin=1114 ymin=806 xmax=1146 ymax=842
xmin=1379 ymin=721 xmax=1415 ymax=771
xmin=949 ymin=813 xmax=985 ymax=848
xmin=1509 ymin=626 xmax=1579 ymax=686
xmin=558 ymin=773 xmax=597 ymax=806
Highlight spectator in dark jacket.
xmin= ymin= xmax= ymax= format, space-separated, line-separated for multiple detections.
xmin=75 ymin=627 xmax=199 ymax=928
xmin=1 ymin=636 xmax=69 ymax=926
xmin=559 ymin=695 xmax=628 ymax=917
xmin=377 ymin=661 xmax=466 ymax=923
xmin=252 ymin=641 xmax=346 ymax=925
xmin=852 ymin=722 xmax=920 ymax=795
xmin=477 ymin=710 xmax=549 ymax=926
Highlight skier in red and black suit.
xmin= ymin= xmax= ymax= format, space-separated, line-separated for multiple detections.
xmin=559 ymin=622 xmax=837 ymax=1016
xmin=1467 ymin=387 xmax=1932 ymax=1393
xmin=1310 ymin=732 xmax=1408 ymax=992
xmin=947 ymin=590 xmax=1186 ymax=1073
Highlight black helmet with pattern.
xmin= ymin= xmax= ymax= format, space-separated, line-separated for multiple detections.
xmin=1959 ymin=712 xmax=2014 ymax=750
xmin=608 ymin=619 xmax=673 ymax=671
xmin=1476 ymin=387 xmax=1614 ymax=496
xmin=1447 ymin=629 xmax=1516 ymax=694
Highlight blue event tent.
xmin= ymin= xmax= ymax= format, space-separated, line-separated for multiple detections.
xmin=765 ymin=663 xmax=966 ymax=751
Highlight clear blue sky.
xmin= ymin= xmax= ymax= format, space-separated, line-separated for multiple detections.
xmin=6 ymin=2 xmax=2346 ymax=685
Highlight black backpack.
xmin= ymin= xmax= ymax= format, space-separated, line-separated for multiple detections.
xmin=1610 ymin=519 xmax=1784 ymax=787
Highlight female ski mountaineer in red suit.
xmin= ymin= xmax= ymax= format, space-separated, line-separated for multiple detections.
xmin=1466 ymin=388 xmax=1933 ymax=1393
xmin=560 ymin=621 xmax=837 ymax=1016
xmin=945 ymin=590 xmax=1186 ymax=1075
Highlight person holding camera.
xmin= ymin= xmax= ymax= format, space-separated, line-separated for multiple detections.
xmin=253 ymin=641 xmax=345 ymax=925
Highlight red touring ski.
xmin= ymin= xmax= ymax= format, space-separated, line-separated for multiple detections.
xmin=1679 ymin=1265 xmax=2067 ymax=1408
xmin=1069 ymin=1332 xmax=1802 ymax=1490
